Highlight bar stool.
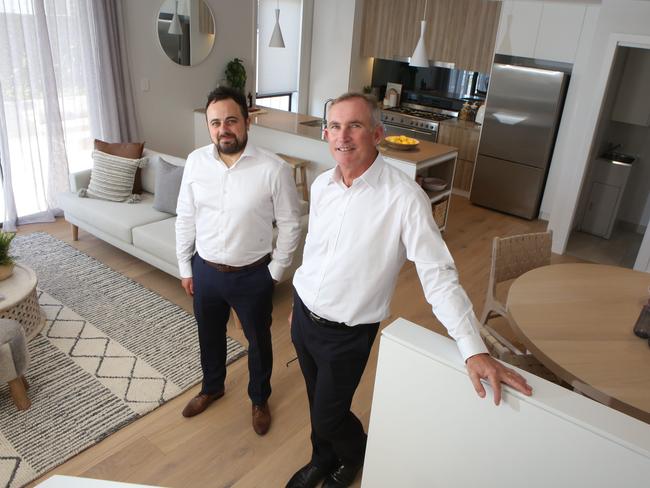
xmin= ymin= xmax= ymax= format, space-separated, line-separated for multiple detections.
xmin=0 ymin=318 xmax=31 ymax=410
xmin=277 ymin=153 xmax=310 ymax=202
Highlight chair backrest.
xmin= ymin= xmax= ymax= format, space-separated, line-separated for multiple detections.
xmin=492 ymin=230 xmax=553 ymax=284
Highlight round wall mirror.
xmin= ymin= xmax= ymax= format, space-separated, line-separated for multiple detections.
xmin=157 ymin=0 xmax=215 ymax=66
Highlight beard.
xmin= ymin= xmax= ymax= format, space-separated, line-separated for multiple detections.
xmin=217 ymin=131 xmax=248 ymax=155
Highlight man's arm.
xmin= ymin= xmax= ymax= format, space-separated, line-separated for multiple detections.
xmin=268 ymin=162 xmax=302 ymax=282
xmin=401 ymin=189 xmax=532 ymax=404
xmin=175 ymin=159 xmax=197 ymax=293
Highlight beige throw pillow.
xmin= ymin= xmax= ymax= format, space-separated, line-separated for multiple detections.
xmin=80 ymin=150 xmax=147 ymax=202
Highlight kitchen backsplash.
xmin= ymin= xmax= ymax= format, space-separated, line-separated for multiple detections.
xmin=371 ymin=58 xmax=489 ymax=104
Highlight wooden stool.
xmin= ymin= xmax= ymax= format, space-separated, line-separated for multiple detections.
xmin=0 ymin=318 xmax=31 ymax=411
xmin=277 ymin=153 xmax=310 ymax=202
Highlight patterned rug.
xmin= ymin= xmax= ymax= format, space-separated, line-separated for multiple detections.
xmin=0 ymin=233 xmax=247 ymax=488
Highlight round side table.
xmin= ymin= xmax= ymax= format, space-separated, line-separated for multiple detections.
xmin=0 ymin=263 xmax=46 ymax=341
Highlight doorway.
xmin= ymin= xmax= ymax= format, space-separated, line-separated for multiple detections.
xmin=567 ymin=45 xmax=650 ymax=270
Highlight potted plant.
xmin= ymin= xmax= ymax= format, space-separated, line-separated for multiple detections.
xmin=225 ymin=58 xmax=247 ymax=93
xmin=0 ymin=231 xmax=16 ymax=280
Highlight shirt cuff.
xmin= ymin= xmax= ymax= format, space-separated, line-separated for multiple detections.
xmin=179 ymin=260 xmax=193 ymax=278
xmin=455 ymin=332 xmax=489 ymax=362
xmin=268 ymin=259 xmax=284 ymax=282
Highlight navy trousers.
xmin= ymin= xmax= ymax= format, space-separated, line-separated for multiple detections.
xmin=291 ymin=290 xmax=379 ymax=470
xmin=192 ymin=254 xmax=274 ymax=405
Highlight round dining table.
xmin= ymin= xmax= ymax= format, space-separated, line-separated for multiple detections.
xmin=507 ymin=263 xmax=650 ymax=424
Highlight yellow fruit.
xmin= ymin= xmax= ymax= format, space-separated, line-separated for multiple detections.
xmin=386 ymin=135 xmax=418 ymax=145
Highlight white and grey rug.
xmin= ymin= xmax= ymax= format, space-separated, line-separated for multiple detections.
xmin=0 ymin=233 xmax=247 ymax=488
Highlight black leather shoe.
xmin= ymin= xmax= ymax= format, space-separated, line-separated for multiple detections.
xmin=321 ymin=462 xmax=362 ymax=488
xmin=285 ymin=462 xmax=327 ymax=488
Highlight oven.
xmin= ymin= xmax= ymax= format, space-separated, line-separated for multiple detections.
xmin=382 ymin=122 xmax=439 ymax=143
xmin=380 ymin=105 xmax=457 ymax=143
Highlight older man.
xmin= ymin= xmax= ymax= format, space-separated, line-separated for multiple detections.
xmin=176 ymin=86 xmax=301 ymax=435
xmin=286 ymin=93 xmax=532 ymax=488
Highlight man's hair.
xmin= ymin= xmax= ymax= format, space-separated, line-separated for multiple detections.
xmin=329 ymin=92 xmax=382 ymax=127
xmin=205 ymin=86 xmax=249 ymax=119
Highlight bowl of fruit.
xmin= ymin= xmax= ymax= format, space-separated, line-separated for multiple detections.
xmin=384 ymin=135 xmax=420 ymax=150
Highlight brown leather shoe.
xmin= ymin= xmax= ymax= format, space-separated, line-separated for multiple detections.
xmin=182 ymin=391 xmax=224 ymax=418
xmin=252 ymin=402 xmax=271 ymax=435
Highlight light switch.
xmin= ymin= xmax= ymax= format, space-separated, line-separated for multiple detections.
xmin=141 ymin=78 xmax=150 ymax=92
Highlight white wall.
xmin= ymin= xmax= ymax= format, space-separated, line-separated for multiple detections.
xmin=545 ymin=0 xmax=650 ymax=252
xmin=307 ymin=0 xmax=372 ymax=118
xmin=308 ymin=0 xmax=355 ymax=117
xmin=123 ymin=0 xmax=255 ymax=157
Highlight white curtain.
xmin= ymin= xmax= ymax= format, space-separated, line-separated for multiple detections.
xmin=0 ymin=0 xmax=138 ymax=231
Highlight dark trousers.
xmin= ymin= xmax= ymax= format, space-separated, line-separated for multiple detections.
xmin=291 ymin=290 xmax=379 ymax=469
xmin=192 ymin=254 xmax=274 ymax=405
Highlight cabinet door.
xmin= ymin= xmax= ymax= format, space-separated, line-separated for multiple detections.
xmin=438 ymin=124 xmax=480 ymax=161
xmin=361 ymin=0 xmax=418 ymax=60
xmin=494 ymin=0 xmax=542 ymax=58
xmin=580 ymin=182 xmax=620 ymax=238
xmin=534 ymin=4 xmax=586 ymax=63
xmin=362 ymin=0 xmax=500 ymax=73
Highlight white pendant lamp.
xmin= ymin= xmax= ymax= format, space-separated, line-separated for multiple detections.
xmin=269 ymin=0 xmax=285 ymax=48
xmin=168 ymin=1 xmax=182 ymax=35
xmin=409 ymin=0 xmax=429 ymax=67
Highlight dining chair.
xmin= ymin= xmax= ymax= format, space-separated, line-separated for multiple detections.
xmin=479 ymin=320 xmax=560 ymax=383
xmin=480 ymin=230 xmax=552 ymax=325
xmin=479 ymin=230 xmax=553 ymax=374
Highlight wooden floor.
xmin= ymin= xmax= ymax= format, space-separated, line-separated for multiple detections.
xmin=17 ymin=196 xmax=577 ymax=488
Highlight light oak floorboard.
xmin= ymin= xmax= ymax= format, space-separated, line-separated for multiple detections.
xmin=17 ymin=196 xmax=581 ymax=487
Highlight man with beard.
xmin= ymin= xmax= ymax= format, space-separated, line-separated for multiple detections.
xmin=175 ymin=86 xmax=301 ymax=435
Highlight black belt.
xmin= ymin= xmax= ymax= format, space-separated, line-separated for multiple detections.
xmin=204 ymin=254 xmax=271 ymax=273
xmin=301 ymin=302 xmax=350 ymax=330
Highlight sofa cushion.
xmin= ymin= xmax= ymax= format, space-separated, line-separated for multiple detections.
xmin=141 ymin=149 xmax=186 ymax=194
xmin=58 ymin=191 xmax=171 ymax=244
xmin=94 ymin=139 xmax=145 ymax=194
xmin=153 ymin=157 xmax=184 ymax=215
xmin=132 ymin=218 xmax=178 ymax=267
xmin=83 ymin=150 xmax=146 ymax=202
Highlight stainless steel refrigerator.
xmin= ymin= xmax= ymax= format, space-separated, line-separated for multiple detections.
xmin=470 ymin=56 xmax=570 ymax=219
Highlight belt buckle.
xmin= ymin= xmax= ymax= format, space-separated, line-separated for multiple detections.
xmin=309 ymin=311 xmax=322 ymax=324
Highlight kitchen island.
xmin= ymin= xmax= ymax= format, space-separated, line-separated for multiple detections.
xmin=193 ymin=106 xmax=458 ymax=229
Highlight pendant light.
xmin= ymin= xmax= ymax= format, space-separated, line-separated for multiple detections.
xmin=168 ymin=1 xmax=182 ymax=35
xmin=269 ymin=0 xmax=285 ymax=48
xmin=409 ymin=0 xmax=429 ymax=67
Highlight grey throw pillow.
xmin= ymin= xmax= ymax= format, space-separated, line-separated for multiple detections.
xmin=80 ymin=150 xmax=147 ymax=202
xmin=153 ymin=156 xmax=184 ymax=215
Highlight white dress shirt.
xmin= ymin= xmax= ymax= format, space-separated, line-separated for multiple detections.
xmin=293 ymin=154 xmax=487 ymax=361
xmin=175 ymin=143 xmax=302 ymax=281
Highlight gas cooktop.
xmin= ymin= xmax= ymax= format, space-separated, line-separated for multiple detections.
xmin=384 ymin=107 xmax=454 ymax=121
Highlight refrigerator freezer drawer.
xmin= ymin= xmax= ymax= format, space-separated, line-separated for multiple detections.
xmin=470 ymin=154 xmax=546 ymax=219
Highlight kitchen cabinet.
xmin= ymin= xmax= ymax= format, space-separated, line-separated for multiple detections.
xmin=495 ymin=1 xmax=586 ymax=64
xmin=579 ymin=158 xmax=632 ymax=239
xmin=611 ymin=48 xmax=650 ymax=127
xmin=437 ymin=121 xmax=480 ymax=194
xmin=360 ymin=0 xmax=501 ymax=74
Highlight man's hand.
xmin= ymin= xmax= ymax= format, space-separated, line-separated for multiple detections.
xmin=181 ymin=277 xmax=194 ymax=296
xmin=466 ymin=353 xmax=532 ymax=405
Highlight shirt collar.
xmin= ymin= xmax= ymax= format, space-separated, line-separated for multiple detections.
xmin=212 ymin=141 xmax=257 ymax=168
xmin=330 ymin=152 xmax=384 ymax=189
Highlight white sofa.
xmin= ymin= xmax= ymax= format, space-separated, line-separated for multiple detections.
xmin=57 ymin=149 xmax=309 ymax=282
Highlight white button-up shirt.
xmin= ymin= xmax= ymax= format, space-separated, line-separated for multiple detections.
xmin=293 ymin=154 xmax=487 ymax=360
xmin=175 ymin=143 xmax=302 ymax=281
